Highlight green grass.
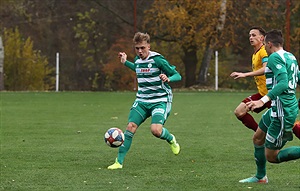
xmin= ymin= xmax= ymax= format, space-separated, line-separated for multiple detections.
xmin=0 ymin=91 xmax=299 ymax=191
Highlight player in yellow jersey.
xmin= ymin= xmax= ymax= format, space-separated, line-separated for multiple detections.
xmin=230 ymin=26 xmax=300 ymax=138
xmin=230 ymin=26 xmax=271 ymax=132
xmin=239 ymin=29 xmax=300 ymax=184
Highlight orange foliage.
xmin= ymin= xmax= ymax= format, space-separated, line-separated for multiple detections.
xmin=103 ymin=37 xmax=137 ymax=90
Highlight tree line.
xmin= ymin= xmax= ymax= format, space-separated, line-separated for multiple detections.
xmin=0 ymin=0 xmax=299 ymax=91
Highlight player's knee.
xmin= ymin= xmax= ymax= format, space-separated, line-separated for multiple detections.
xmin=150 ymin=124 xmax=162 ymax=138
xmin=266 ymin=153 xmax=279 ymax=163
xmin=126 ymin=122 xmax=138 ymax=133
xmin=252 ymin=135 xmax=264 ymax=145
xmin=233 ymin=107 xmax=238 ymax=116
xmin=234 ymin=107 xmax=246 ymax=118
xmin=234 ymin=102 xmax=249 ymax=118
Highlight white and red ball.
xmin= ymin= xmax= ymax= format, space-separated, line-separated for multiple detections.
xmin=104 ymin=127 xmax=124 ymax=148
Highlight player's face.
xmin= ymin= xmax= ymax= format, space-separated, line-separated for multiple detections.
xmin=249 ymin=29 xmax=264 ymax=47
xmin=134 ymin=41 xmax=150 ymax=60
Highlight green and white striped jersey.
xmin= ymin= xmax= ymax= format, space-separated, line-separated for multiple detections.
xmin=264 ymin=50 xmax=299 ymax=117
xmin=124 ymin=51 xmax=181 ymax=103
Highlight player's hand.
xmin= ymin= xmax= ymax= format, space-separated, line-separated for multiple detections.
xmin=159 ymin=74 xmax=170 ymax=82
xmin=118 ymin=52 xmax=127 ymax=64
xmin=246 ymin=100 xmax=264 ymax=111
xmin=230 ymin=72 xmax=246 ymax=79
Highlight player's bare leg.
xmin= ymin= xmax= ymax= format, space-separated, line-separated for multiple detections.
xmin=152 ymin=124 xmax=180 ymax=155
xmin=108 ymin=122 xmax=137 ymax=170
xmin=293 ymin=121 xmax=300 ymax=139
xmin=234 ymin=102 xmax=258 ymax=131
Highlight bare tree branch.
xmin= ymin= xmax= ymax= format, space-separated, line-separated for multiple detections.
xmin=92 ymin=0 xmax=133 ymax=27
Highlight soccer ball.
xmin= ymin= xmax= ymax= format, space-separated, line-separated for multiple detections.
xmin=104 ymin=127 xmax=124 ymax=148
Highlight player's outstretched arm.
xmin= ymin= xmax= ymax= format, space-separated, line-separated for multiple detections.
xmin=230 ymin=72 xmax=247 ymax=79
xmin=118 ymin=52 xmax=135 ymax=71
xmin=118 ymin=52 xmax=127 ymax=64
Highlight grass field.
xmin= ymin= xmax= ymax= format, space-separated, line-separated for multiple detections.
xmin=0 ymin=91 xmax=299 ymax=191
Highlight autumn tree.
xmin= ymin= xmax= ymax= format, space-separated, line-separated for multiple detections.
xmin=198 ymin=0 xmax=227 ymax=85
xmin=1 ymin=0 xmax=298 ymax=90
xmin=143 ymin=0 xmax=228 ymax=87
xmin=74 ymin=0 xmax=154 ymax=90
xmin=3 ymin=27 xmax=54 ymax=90
xmin=103 ymin=38 xmax=136 ymax=90
xmin=289 ymin=0 xmax=300 ymax=59
xmin=222 ymin=0 xmax=299 ymax=90
xmin=73 ymin=8 xmax=108 ymax=90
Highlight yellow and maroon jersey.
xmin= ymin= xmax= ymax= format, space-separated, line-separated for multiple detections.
xmin=252 ymin=45 xmax=268 ymax=96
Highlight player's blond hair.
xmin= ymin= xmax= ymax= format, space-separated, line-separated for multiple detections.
xmin=133 ymin=32 xmax=150 ymax=44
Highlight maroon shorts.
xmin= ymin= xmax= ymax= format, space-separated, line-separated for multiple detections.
xmin=242 ymin=93 xmax=271 ymax=113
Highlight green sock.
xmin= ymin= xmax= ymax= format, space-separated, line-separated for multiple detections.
xmin=277 ymin=146 xmax=300 ymax=162
xmin=254 ymin=144 xmax=266 ymax=179
xmin=159 ymin=127 xmax=173 ymax=143
xmin=117 ymin=130 xmax=134 ymax=164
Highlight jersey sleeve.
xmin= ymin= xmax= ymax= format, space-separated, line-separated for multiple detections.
xmin=260 ymin=47 xmax=268 ymax=64
xmin=298 ymin=71 xmax=300 ymax=85
xmin=155 ymin=56 xmax=182 ymax=82
xmin=267 ymin=73 xmax=288 ymax=100
xmin=266 ymin=54 xmax=288 ymax=100
xmin=268 ymin=54 xmax=287 ymax=78
xmin=262 ymin=56 xmax=268 ymax=64
xmin=124 ymin=60 xmax=136 ymax=71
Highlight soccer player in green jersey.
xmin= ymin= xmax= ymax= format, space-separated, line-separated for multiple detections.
xmin=239 ymin=30 xmax=300 ymax=183
xmin=107 ymin=32 xmax=182 ymax=169
xmin=230 ymin=26 xmax=300 ymax=139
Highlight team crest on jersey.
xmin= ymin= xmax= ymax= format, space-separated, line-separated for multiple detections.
xmin=276 ymin=64 xmax=282 ymax=69
xmin=148 ymin=63 xmax=152 ymax=68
